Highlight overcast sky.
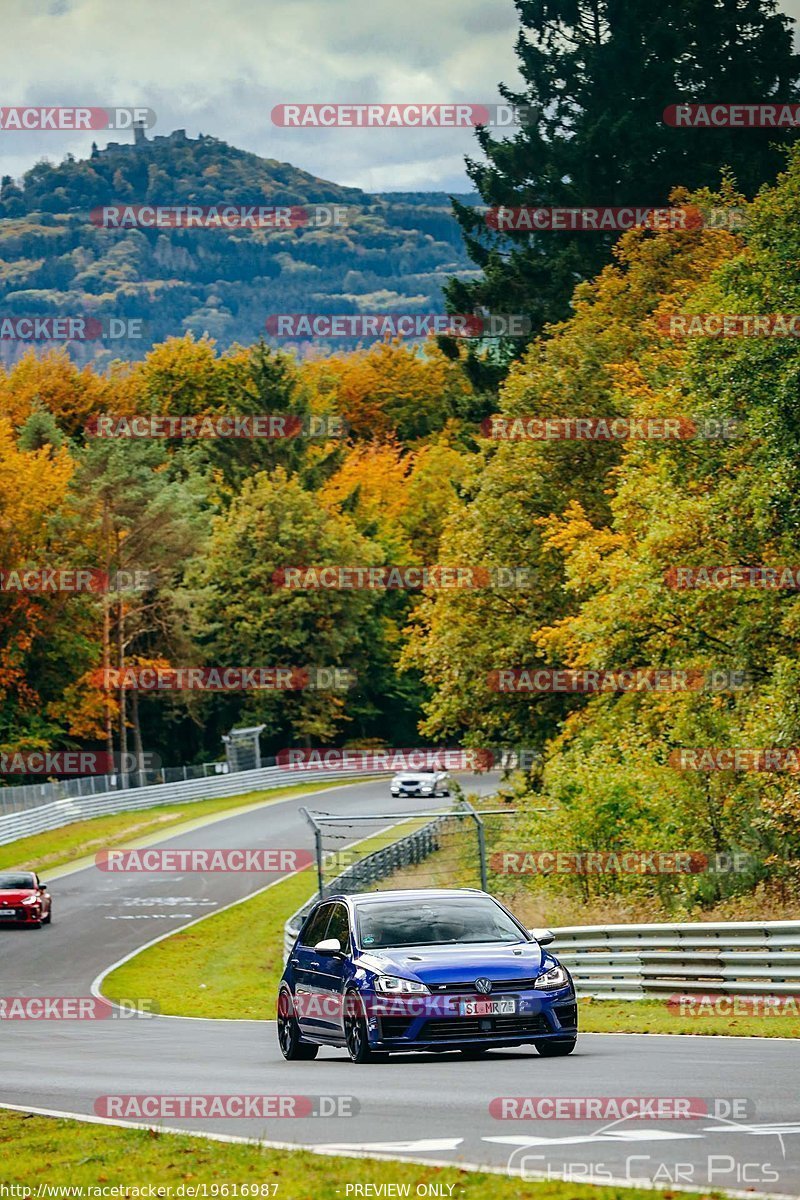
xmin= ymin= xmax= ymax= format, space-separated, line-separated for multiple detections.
xmin=3 ymin=0 xmax=800 ymax=195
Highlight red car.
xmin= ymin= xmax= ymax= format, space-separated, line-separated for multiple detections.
xmin=0 ymin=871 xmax=52 ymax=928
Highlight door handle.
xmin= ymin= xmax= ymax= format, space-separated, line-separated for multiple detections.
xmin=308 ymin=960 xmax=320 ymax=969
xmin=289 ymin=958 xmax=300 ymax=965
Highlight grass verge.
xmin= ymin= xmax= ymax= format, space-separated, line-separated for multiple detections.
xmin=0 ymin=1109 xmax=718 ymax=1198
xmin=0 ymin=778 xmax=373 ymax=876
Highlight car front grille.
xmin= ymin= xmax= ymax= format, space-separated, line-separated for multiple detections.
xmin=0 ymin=907 xmax=27 ymax=921
xmin=420 ymin=1014 xmax=550 ymax=1040
xmin=428 ymin=978 xmax=541 ymax=994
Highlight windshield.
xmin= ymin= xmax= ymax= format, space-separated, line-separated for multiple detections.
xmin=356 ymin=897 xmax=527 ymax=948
xmin=0 ymin=873 xmax=35 ymax=890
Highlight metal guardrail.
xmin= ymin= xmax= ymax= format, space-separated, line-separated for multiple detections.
xmin=551 ymin=921 xmax=800 ymax=999
xmin=0 ymin=765 xmax=379 ymax=849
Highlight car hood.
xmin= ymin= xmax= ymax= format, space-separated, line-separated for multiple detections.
xmin=0 ymin=889 xmax=36 ymax=903
xmin=357 ymin=940 xmax=545 ymax=984
xmin=392 ymin=772 xmax=437 ymax=782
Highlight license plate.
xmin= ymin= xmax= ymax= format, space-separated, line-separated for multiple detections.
xmin=458 ymin=998 xmax=516 ymax=1016
xmin=0 ymin=910 xmax=16 ymax=918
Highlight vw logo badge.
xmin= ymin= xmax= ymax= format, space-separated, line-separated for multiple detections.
xmin=475 ymin=977 xmax=492 ymax=994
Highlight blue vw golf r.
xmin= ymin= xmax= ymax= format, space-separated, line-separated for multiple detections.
xmin=277 ymin=887 xmax=577 ymax=1063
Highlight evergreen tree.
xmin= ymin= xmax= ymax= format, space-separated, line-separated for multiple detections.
xmin=447 ymin=0 xmax=800 ymax=353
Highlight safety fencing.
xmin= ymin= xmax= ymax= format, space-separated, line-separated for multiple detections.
xmin=0 ymin=765 xmax=379 ymax=848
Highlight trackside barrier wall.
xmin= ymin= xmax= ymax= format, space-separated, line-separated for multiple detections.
xmin=0 ymin=766 xmax=380 ymax=848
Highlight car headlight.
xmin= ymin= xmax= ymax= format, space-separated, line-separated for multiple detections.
xmin=374 ymin=975 xmax=430 ymax=995
xmin=533 ymin=964 xmax=569 ymax=990
xmin=21 ymin=895 xmax=40 ymax=907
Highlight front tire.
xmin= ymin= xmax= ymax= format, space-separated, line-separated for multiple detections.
xmin=534 ymin=1038 xmax=576 ymax=1057
xmin=277 ymin=990 xmax=318 ymax=1061
xmin=344 ymin=991 xmax=386 ymax=1063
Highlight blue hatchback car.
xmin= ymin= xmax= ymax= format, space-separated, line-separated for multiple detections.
xmin=277 ymin=887 xmax=577 ymax=1062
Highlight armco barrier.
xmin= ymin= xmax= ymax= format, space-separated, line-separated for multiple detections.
xmin=0 ymin=766 xmax=379 ymax=849
xmin=551 ymin=921 xmax=800 ymax=999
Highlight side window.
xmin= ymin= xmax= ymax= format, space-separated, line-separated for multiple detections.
xmin=324 ymin=903 xmax=351 ymax=951
xmin=300 ymin=904 xmax=333 ymax=947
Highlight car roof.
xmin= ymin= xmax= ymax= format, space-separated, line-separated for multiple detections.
xmin=324 ymin=888 xmax=488 ymax=906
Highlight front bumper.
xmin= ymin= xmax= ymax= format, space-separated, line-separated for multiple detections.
xmin=0 ymin=906 xmax=41 ymax=925
xmin=363 ymin=986 xmax=577 ymax=1050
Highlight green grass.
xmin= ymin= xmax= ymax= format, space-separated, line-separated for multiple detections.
xmin=103 ymin=819 xmax=428 ymax=1017
xmin=0 ymin=778 xmax=372 ymax=876
xmin=0 ymin=1109 xmax=719 ymax=1198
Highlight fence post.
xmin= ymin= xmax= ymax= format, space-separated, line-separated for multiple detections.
xmin=460 ymin=799 xmax=487 ymax=890
xmin=299 ymin=807 xmax=325 ymax=900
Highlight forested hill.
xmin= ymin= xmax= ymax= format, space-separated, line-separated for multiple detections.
xmin=0 ymin=129 xmax=478 ymax=363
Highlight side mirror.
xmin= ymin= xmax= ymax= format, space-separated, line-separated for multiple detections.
xmin=314 ymin=937 xmax=343 ymax=956
xmin=39 ymin=884 xmax=47 ymax=891
xmin=529 ymin=927 xmax=555 ymax=946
